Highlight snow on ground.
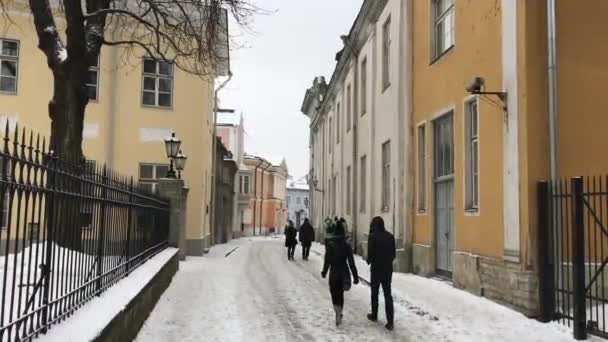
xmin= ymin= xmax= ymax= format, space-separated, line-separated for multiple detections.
xmin=137 ymin=237 xmax=602 ymax=342
xmin=37 ymin=248 xmax=178 ymax=342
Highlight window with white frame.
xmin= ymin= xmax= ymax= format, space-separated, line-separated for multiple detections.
xmin=360 ymin=155 xmax=366 ymax=212
xmin=239 ymin=174 xmax=250 ymax=194
xmin=0 ymin=39 xmax=19 ymax=93
xmin=296 ymin=196 xmax=301 ymax=205
xmin=336 ymin=103 xmax=341 ymax=144
xmin=142 ymin=58 xmax=173 ymax=107
xmin=432 ymin=0 xmax=455 ymax=60
xmin=86 ymin=55 xmax=100 ymax=101
xmin=346 ymin=85 xmax=351 ymax=132
xmin=381 ymin=141 xmax=391 ymax=211
xmin=382 ymin=17 xmax=391 ymax=89
xmin=361 ymin=57 xmax=367 ymax=115
xmin=346 ymin=166 xmax=351 ymax=215
xmin=139 ymin=163 xmax=170 ymax=194
xmin=417 ymin=124 xmax=427 ymax=211
xmin=465 ymin=98 xmax=479 ymax=210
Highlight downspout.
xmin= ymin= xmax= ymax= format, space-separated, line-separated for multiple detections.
xmin=210 ymin=73 xmax=233 ymax=244
xmin=259 ymin=162 xmax=272 ymax=235
xmin=251 ymin=158 xmax=263 ymax=236
xmin=547 ymin=0 xmax=558 ymax=180
xmin=348 ymin=41 xmax=360 ymax=253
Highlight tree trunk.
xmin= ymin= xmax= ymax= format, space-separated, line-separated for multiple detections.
xmin=47 ymin=62 xmax=88 ymax=251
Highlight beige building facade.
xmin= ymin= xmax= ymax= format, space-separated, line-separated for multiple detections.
xmin=0 ymin=5 xmax=228 ymax=255
xmin=301 ymin=0 xmax=411 ymax=270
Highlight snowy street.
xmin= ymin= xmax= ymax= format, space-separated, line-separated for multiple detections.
xmin=135 ymin=238 xmax=593 ymax=342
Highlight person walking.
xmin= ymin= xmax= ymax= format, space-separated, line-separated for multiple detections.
xmin=284 ymin=220 xmax=298 ymax=261
xmin=299 ymin=218 xmax=315 ymax=260
xmin=321 ymin=221 xmax=359 ymax=326
xmin=366 ymin=216 xmax=396 ymax=331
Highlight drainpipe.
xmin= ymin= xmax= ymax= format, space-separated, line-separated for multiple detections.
xmin=251 ymin=157 xmax=263 ymax=236
xmin=547 ymin=0 xmax=558 ymax=180
xmin=259 ymin=162 xmax=272 ymax=235
xmin=210 ymin=73 xmax=233 ymax=244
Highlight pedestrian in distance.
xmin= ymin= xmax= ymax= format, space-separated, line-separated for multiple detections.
xmin=299 ymin=218 xmax=315 ymax=261
xmin=284 ymin=220 xmax=298 ymax=261
xmin=322 ymin=220 xmax=359 ymax=326
xmin=366 ymin=216 xmax=396 ymax=331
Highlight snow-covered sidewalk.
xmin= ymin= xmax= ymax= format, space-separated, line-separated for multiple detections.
xmin=310 ymin=242 xmax=600 ymax=342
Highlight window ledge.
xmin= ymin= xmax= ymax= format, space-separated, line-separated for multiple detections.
xmin=465 ymin=208 xmax=479 ymax=214
xmin=141 ymin=104 xmax=174 ymax=111
xmin=381 ymin=206 xmax=390 ymax=213
xmin=417 ymin=209 xmax=427 ymax=214
xmin=0 ymin=91 xmax=18 ymax=96
xmin=430 ymin=45 xmax=455 ymax=66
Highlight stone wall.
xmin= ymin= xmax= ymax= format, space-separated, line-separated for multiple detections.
xmin=93 ymin=252 xmax=179 ymax=342
xmin=453 ymin=251 xmax=539 ymax=317
xmin=412 ymin=244 xmax=434 ymax=277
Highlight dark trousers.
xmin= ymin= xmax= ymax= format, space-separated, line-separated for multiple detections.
xmin=301 ymin=243 xmax=311 ymax=260
xmin=371 ymin=271 xmax=394 ymax=323
xmin=329 ymin=273 xmax=344 ymax=307
xmin=287 ymin=246 xmax=295 ymax=259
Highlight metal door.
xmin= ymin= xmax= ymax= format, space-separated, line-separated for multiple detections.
xmin=434 ymin=113 xmax=455 ymax=276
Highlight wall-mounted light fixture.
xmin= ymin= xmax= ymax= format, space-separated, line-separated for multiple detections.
xmin=466 ymin=77 xmax=508 ymax=112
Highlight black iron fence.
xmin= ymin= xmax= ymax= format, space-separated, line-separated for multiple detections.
xmin=0 ymin=125 xmax=170 ymax=341
xmin=538 ymin=176 xmax=608 ymax=340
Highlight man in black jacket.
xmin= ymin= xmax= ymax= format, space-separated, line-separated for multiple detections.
xmin=366 ymin=216 xmax=396 ymax=331
xmin=299 ymin=218 xmax=315 ymax=260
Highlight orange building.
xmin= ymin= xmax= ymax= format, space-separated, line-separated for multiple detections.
xmin=241 ymin=155 xmax=288 ymax=236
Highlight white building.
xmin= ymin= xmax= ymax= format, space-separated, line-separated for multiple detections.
xmin=216 ymin=112 xmax=249 ymax=239
xmin=286 ymin=178 xmax=310 ymax=228
xmin=301 ymin=0 xmax=411 ymax=268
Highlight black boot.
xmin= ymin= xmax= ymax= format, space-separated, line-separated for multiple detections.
xmin=367 ymin=313 xmax=378 ymax=322
xmin=385 ymin=322 xmax=394 ymax=331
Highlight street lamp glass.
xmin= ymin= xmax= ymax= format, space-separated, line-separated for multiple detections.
xmin=174 ymin=150 xmax=187 ymax=171
xmin=164 ymin=133 xmax=181 ymax=159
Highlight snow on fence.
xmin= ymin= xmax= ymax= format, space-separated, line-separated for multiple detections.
xmin=0 ymin=125 xmax=171 ymax=342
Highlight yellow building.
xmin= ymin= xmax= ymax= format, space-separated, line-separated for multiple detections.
xmin=411 ymin=0 xmax=608 ymax=316
xmin=0 ymin=4 xmax=228 ymax=255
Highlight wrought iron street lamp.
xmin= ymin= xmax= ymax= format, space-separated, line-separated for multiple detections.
xmin=174 ymin=150 xmax=187 ymax=179
xmin=164 ymin=132 xmax=181 ymax=179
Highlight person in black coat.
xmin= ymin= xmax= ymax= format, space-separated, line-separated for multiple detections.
xmin=322 ymin=221 xmax=359 ymax=326
xmin=298 ymin=218 xmax=315 ymax=260
xmin=284 ymin=220 xmax=297 ymax=261
xmin=366 ymin=216 xmax=396 ymax=331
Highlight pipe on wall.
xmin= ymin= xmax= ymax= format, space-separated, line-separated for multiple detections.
xmin=547 ymin=0 xmax=558 ymax=180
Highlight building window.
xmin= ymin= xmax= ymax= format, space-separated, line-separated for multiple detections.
xmin=417 ymin=124 xmax=427 ymax=212
xmin=287 ymin=196 xmax=291 ymax=206
xmin=329 ymin=118 xmax=333 ymax=153
xmin=240 ymin=174 xmax=250 ymax=194
xmin=142 ymin=58 xmax=173 ymax=107
xmin=432 ymin=0 xmax=455 ymax=60
xmin=361 ymin=57 xmax=367 ymax=116
xmin=346 ymin=166 xmax=351 ymax=215
xmin=465 ymin=98 xmax=479 ymax=211
xmin=87 ymin=55 xmax=100 ymax=101
xmin=139 ymin=163 xmax=170 ymax=194
xmin=382 ymin=17 xmax=391 ymax=90
xmin=296 ymin=196 xmax=301 ymax=205
xmin=360 ymin=155 xmax=366 ymax=213
xmin=381 ymin=141 xmax=391 ymax=211
xmin=0 ymin=39 xmax=19 ymax=93
xmin=332 ymin=175 xmax=337 ymax=215
xmin=336 ymin=103 xmax=341 ymax=144
xmin=346 ymin=85 xmax=351 ymax=132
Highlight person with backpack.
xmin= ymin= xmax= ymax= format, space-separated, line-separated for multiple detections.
xmin=321 ymin=220 xmax=359 ymax=326
xmin=366 ymin=216 xmax=396 ymax=331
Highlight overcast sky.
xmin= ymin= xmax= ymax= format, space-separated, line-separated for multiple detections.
xmin=221 ymin=0 xmax=363 ymax=180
